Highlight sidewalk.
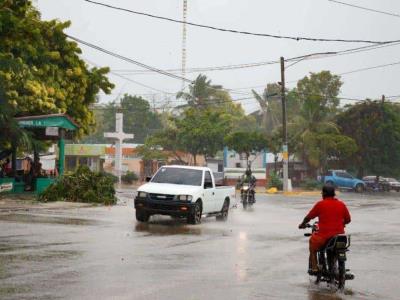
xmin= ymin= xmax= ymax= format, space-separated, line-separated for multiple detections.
xmin=0 ymin=194 xmax=95 ymax=212
xmin=253 ymin=186 xmax=321 ymax=196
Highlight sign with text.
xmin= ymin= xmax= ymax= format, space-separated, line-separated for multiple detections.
xmin=46 ymin=127 xmax=59 ymax=136
xmin=0 ymin=183 xmax=13 ymax=193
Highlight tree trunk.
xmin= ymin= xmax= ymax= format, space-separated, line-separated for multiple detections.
xmin=193 ymin=154 xmax=197 ymax=166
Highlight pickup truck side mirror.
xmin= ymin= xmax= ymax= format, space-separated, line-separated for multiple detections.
xmin=145 ymin=176 xmax=152 ymax=182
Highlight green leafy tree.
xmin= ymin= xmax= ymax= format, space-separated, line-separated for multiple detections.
xmin=136 ymin=129 xmax=177 ymax=162
xmin=289 ymin=71 xmax=346 ymax=175
xmin=224 ymin=131 xmax=268 ymax=169
xmin=175 ymin=108 xmax=233 ymax=165
xmin=0 ymin=0 xmax=114 ymax=138
xmin=337 ymin=100 xmax=400 ymax=177
xmin=141 ymin=108 xmax=234 ymax=165
xmin=82 ymin=95 xmax=162 ymax=144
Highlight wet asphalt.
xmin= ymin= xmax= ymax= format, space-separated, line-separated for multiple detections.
xmin=0 ymin=190 xmax=399 ymax=300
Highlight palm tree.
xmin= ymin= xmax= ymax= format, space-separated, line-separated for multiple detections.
xmin=251 ymin=83 xmax=281 ymax=133
xmin=176 ymin=74 xmax=222 ymax=109
xmin=288 ymin=92 xmax=340 ymax=176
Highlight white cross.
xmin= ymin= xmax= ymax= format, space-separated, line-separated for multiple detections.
xmin=104 ymin=113 xmax=134 ymax=183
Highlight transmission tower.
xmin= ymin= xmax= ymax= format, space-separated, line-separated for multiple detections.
xmin=181 ymin=0 xmax=188 ymax=90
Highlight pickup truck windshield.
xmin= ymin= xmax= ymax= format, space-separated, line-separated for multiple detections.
xmin=151 ymin=168 xmax=203 ymax=186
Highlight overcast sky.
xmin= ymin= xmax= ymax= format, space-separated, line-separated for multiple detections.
xmin=36 ymin=0 xmax=400 ymax=113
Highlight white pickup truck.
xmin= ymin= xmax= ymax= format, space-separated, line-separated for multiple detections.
xmin=134 ymin=165 xmax=236 ymax=224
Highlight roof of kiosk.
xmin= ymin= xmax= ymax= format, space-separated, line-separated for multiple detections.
xmin=15 ymin=114 xmax=78 ymax=131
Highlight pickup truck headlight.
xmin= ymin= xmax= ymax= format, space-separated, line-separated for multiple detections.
xmin=137 ymin=191 xmax=148 ymax=198
xmin=178 ymin=195 xmax=193 ymax=201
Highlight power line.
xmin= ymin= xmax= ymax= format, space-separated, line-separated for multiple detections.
xmin=112 ymin=59 xmax=280 ymax=74
xmin=110 ymin=41 xmax=400 ymax=76
xmin=66 ymin=34 xmax=193 ymax=84
xmin=85 ymin=57 xmax=175 ymax=94
xmin=328 ymin=0 xmax=400 ymax=18
xmin=93 ymin=84 xmax=400 ymax=111
xmin=82 ymin=0 xmax=399 ymax=44
xmin=67 ymin=34 xmax=266 ymax=97
xmin=109 ymin=72 xmax=174 ymax=94
xmin=285 ymin=59 xmax=400 ymax=85
xmin=70 ymin=35 xmax=400 ymax=104
xmin=338 ymin=61 xmax=400 ymax=76
xmin=92 ymin=95 xmax=257 ymax=111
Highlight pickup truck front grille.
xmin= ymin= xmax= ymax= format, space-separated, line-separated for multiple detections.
xmin=149 ymin=193 xmax=175 ymax=201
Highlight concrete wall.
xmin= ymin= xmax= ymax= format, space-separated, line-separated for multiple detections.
xmin=225 ymin=149 xmax=265 ymax=169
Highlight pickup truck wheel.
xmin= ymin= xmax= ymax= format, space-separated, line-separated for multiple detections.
xmin=136 ymin=209 xmax=150 ymax=222
xmin=355 ymin=183 xmax=364 ymax=193
xmin=216 ymin=199 xmax=229 ymax=221
xmin=187 ymin=201 xmax=202 ymax=225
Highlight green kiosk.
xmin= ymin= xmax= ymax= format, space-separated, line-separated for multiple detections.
xmin=0 ymin=114 xmax=78 ymax=194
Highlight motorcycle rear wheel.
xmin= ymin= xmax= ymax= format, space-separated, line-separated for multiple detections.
xmin=338 ymin=260 xmax=346 ymax=290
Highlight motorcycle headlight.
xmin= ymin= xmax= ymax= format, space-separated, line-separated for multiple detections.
xmin=242 ymin=186 xmax=249 ymax=191
xmin=138 ymin=191 xmax=148 ymax=198
xmin=178 ymin=195 xmax=193 ymax=201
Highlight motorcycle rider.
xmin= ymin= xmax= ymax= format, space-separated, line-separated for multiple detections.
xmin=240 ymin=168 xmax=257 ymax=202
xmin=298 ymin=185 xmax=351 ymax=275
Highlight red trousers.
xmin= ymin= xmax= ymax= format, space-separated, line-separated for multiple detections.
xmin=309 ymin=233 xmax=330 ymax=252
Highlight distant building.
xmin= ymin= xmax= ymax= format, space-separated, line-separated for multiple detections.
xmin=222 ymin=147 xmax=308 ymax=187
xmin=64 ymin=144 xmax=106 ymax=172
xmin=103 ymin=144 xmax=142 ymax=177
xmin=64 ymin=143 xmax=207 ymax=181
xmin=222 ymin=147 xmax=267 ymax=186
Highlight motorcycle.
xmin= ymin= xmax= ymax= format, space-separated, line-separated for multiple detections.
xmin=303 ymin=222 xmax=355 ymax=290
xmin=240 ymin=182 xmax=255 ymax=209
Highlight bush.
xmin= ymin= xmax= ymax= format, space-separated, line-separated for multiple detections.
xmin=38 ymin=166 xmax=117 ymax=205
xmin=121 ymin=171 xmax=138 ymax=184
xmin=299 ymin=178 xmax=323 ymax=191
xmin=101 ymin=172 xmax=118 ymax=184
xmin=268 ymin=172 xmax=283 ymax=190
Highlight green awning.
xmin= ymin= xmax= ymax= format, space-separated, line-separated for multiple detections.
xmin=16 ymin=114 xmax=78 ymax=130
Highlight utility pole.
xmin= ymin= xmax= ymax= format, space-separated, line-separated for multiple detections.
xmin=280 ymin=57 xmax=289 ymax=192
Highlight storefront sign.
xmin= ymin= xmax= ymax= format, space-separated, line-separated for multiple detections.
xmin=0 ymin=183 xmax=13 ymax=193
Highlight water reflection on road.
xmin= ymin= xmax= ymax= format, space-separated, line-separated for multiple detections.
xmin=0 ymin=192 xmax=399 ymax=299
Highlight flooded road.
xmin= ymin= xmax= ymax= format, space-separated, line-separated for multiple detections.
xmin=0 ymin=190 xmax=399 ymax=299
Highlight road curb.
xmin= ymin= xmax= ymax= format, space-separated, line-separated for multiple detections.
xmin=0 ymin=201 xmax=96 ymax=212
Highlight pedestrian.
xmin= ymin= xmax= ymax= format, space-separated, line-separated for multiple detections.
xmin=22 ymin=156 xmax=33 ymax=191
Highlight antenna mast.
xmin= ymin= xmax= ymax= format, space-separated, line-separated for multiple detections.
xmin=181 ymin=0 xmax=188 ymax=90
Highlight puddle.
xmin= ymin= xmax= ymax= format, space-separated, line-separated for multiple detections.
xmin=0 ymin=214 xmax=97 ymax=226
xmin=135 ymin=222 xmax=203 ymax=236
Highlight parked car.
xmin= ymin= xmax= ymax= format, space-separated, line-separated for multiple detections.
xmin=134 ymin=165 xmax=236 ymax=224
xmin=385 ymin=178 xmax=400 ymax=192
xmin=321 ymin=170 xmax=365 ymax=192
xmin=362 ymin=176 xmax=391 ymax=192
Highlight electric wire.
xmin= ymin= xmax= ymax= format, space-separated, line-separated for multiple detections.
xmin=110 ymin=41 xmax=400 ymax=76
xmin=328 ymin=0 xmax=400 ymax=18
xmin=338 ymin=61 xmax=400 ymax=75
xmin=66 ymin=34 xmax=193 ymax=84
xmin=82 ymin=0 xmax=399 ymax=44
xmin=70 ymin=36 xmax=400 ymax=106
xmin=284 ymin=59 xmax=400 ymax=85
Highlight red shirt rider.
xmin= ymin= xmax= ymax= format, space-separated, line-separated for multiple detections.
xmin=299 ymin=185 xmax=351 ymax=273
